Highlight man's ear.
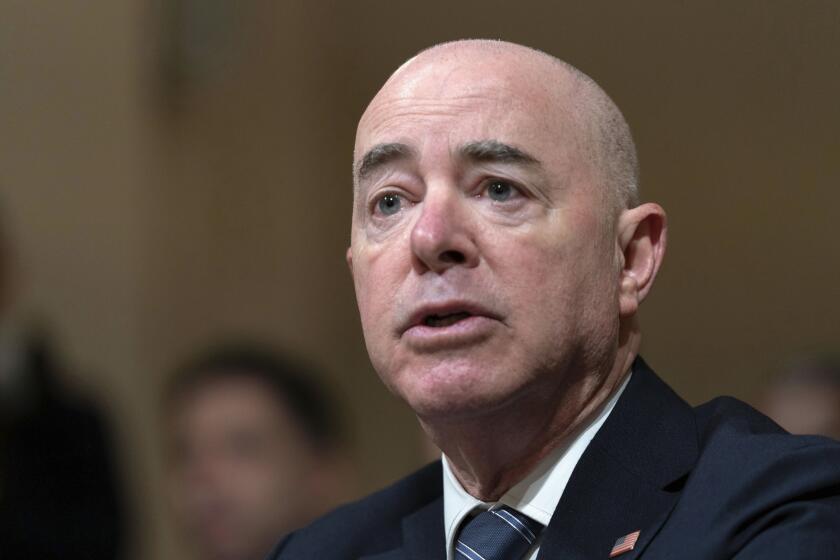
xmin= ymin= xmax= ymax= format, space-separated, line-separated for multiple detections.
xmin=616 ymin=203 xmax=667 ymax=317
xmin=346 ymin=246 xmax=354 ymax=277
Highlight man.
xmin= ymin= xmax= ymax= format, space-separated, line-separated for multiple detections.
xmin=0 ymin=207 xmax=125 ymax=559
xmin=269 ymin=40 xmax=840 ymax=559
xmin=761 ymin=357 xmax=840 ymax=439
xmin=166 ymin=345 xmax=350 ymax=560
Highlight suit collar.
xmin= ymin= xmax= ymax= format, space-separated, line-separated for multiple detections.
xmin=359 ymin=494 xmax=445 ymax=560
xmin=538 ymin=357 xmax=698 ymax=559
xmin=402 ymin=495 xmax=446 ymax=560
xmin=592 ymin=357 xmax=698 ymax=489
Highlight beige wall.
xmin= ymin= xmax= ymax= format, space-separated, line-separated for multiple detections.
xmin=1 ymin=2 xmax=157 ymax=558
xmin=2 ymin=1 xmax=839 ymax=558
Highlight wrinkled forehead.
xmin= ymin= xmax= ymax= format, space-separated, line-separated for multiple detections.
xmin=354 ymin=54 xmax=581 ymax=164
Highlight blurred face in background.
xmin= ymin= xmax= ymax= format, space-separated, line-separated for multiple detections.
xmin=168 ymin=376 xmax=333 ymax=560
xmin=762 ymin=381 xmax=840 ymax=440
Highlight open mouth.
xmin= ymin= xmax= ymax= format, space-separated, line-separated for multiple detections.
xmin=401 ymin=303 xmax=499 ymax=348
xmin=422 ymin=311 xmax=473 ymax=328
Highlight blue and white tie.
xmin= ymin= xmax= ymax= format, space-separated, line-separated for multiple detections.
xmin=455 ymin=505 xmax=544 ymax=560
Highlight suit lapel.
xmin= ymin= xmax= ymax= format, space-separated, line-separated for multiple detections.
xmin=360 ymin=495 xmax=445 ymax=560
xmin=402 ymin=495 xmax=446 ymax=560
xmin=538 ymin=358 xmax=698 ymax=560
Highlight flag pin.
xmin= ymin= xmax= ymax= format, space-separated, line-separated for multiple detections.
xmin=609 ymin=530 xmax=641 ymax=558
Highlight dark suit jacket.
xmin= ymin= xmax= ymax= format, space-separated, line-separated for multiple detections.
xmin=269 ymin=358 xmax=840 ymax=559
xmin=0 ymin=335 xmax=125 ymax=559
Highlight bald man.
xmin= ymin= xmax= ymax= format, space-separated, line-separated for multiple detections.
xmin=268 ymin=40 xmax=840 ymax=560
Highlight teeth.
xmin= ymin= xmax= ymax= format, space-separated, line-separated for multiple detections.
xmin=424 ymin=311 xmax=471 ymax=327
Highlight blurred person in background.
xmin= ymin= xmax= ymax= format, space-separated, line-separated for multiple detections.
xmin=760 ymin=357 xmax=840 ymax=439
xmin=165 ymin=344 xmax=352 ymax=560
xmin=0 ymin=206 xmax=125 ymax=558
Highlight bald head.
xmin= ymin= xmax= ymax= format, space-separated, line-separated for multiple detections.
xmin=355 ymin=39 xmax=639 ymax=211
xmin=347 ymin=39 xmax=667 ymax=458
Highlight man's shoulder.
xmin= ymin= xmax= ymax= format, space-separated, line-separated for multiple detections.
xmin=692 ymin=393 xmax=840 ymax=466
xmin=690 ymin=394 xmax=840 ymax=494
xmin=267 ymin=460 xmax=443 ymax=559
xmin=601 ymin=360 xmax=840 ymax=558
xmin=656 ymin=395 xmax=840 ymax=557
xmin=627 ymin=358 xmax=840 ymax=475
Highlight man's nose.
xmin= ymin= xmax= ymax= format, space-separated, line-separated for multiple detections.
xmin=409 ymin=187 xmax=479 ymax=274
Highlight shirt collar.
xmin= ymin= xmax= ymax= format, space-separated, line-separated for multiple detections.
xmin=442 ymin=371 xmax=632 ymax=554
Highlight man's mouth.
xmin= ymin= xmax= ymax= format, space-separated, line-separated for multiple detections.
xmin=400 ymin=301 xmax=502 ymax=336
xmin=401 ymin=303 xmax=500 ymax=351
xmin=423 ymin=311 xmax=473 ymax=328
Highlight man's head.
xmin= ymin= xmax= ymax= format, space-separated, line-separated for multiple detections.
xmin=761 ymin=357 xmax=840 ymax=439
xmin=166 ymin=345 xmax=348 ymax=560
xmin=347 ymin=40 xmax=666 ymax=423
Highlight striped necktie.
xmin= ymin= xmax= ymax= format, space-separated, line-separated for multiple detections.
xmin=455 ymin=505 xmax=544 ymax=560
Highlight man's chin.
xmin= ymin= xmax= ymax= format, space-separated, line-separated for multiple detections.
xmin=382 ymin=352 xmax=523 ymax=417
xmin=403 ymin=380 xmax=520 ymax=422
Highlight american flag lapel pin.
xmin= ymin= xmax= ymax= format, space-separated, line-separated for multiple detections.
xmin=609 ymin=530 xmax=641 ymax=558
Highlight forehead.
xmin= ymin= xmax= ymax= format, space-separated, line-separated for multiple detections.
xmin=355 ymin=56 xmax=578 ymax=163
xmin=175 ymin=376 xmax=284 ymax=424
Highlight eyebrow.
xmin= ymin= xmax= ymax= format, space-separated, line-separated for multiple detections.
xmin=459 ymin=140 xmax=541 ymax=166
xmin=355 ymin=142 xmax=415 ymax=182
xmin=354 ymin=139 xmax=541 ymax=185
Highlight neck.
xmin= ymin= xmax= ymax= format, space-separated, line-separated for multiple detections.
xmin=424 ymin=328 xmax=640 ymax=501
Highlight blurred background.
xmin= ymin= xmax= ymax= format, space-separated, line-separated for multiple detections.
xmin=1 ymin=1 xmax=838 ymax=559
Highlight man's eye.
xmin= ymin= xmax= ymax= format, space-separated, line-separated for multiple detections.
xmin=485 ymin=180 xmax=518 ymax=202
xmin=376 ymin=193 xmax=403 ymax=215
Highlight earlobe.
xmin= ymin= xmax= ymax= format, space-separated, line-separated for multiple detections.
xmin=346 ymin=247 xmax=354 ymax=277
xmin=617 ymin=203 xmax=667 ymax=317
xmin=619 ymin=274 xmax=640 ymax=316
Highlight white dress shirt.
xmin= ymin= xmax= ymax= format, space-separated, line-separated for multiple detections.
xmin=442 ymin=372 xmax=631 ymax=560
